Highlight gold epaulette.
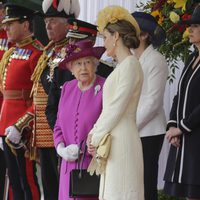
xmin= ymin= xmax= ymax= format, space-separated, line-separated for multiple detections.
xmin=14 ymin=112 xmax=34 ymax=133
xmin=32 ymin=41 xmax=43 ymax=51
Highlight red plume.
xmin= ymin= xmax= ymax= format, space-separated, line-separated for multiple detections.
xmin=53 ymin=0 xmax=58 ymax=9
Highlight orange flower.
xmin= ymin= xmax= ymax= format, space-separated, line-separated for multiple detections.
xmin=151 ymin=10 xmax=164 ymax=24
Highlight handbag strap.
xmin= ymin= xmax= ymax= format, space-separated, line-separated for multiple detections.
xmin=77 ymin=140 xmax=87 ymax=178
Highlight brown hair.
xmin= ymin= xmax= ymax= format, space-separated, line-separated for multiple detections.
xmin=105 ymin=20 xmax=140 ymax=49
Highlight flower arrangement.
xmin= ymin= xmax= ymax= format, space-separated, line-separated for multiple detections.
xmin=138 ymin=0 xmax=198 ymax=83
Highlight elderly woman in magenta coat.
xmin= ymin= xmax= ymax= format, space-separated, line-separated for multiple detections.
xmin=53 ymin=40 xmax=105 ymax=200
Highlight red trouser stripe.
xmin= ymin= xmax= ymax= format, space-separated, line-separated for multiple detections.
xmin=25 ymin=158 xmax=40 ymax=200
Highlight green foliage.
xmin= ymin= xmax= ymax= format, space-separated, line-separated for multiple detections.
xmin=137 ymin=0 xmax=198 ymax=83
xmin=158 ymin=190 xmax=186 ymax=200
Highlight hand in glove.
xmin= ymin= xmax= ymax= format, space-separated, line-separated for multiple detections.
xmin=0 ymin=137 xmax=3 ymax=151
xmin=66 ymin=144 xmax=79 ymax=158
xmin=56 ymin=143 xmax=79 ymax=162
xmin=5 ymin=126 xmax=21 ymax=144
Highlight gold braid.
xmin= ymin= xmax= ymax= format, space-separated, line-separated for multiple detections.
xmin=30 ymin=41 xmax=54 ymax=96
xmin=0 ymin=47 xmax=15 ymax=85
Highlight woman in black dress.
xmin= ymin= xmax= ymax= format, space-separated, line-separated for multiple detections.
xmin=164 ymin=4 xmax=200 ymax=200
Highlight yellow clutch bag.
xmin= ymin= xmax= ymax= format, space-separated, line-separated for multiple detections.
xmin=88 ymin=133 xmax=111 ymax=175
xmin=96 ymin=133 xmax=111 ymax=159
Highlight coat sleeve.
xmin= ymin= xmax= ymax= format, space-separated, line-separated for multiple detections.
xmin=166 ymin=94 xmax=178 ymax=130
xmin=90 ymin=59 xmax=143 ymax=147
xmin=14 ymin=103 xmax=34 ymax=133
xmin=179 ymin=101 xmax=200 ymax=133
xmin=136 ymin=56 xmax=168 ymax=130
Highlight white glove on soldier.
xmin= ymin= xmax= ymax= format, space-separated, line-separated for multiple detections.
xmin=0 ymin=137 xmax=3 ymax=151
xmin=5 ymin=126 xmax=21 ymax=144
xmin=57 ymin=143 xmax=79 ymax=162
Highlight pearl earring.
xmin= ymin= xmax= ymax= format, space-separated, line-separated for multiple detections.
xmin=113 ymin=43 xmax=116 ymax=47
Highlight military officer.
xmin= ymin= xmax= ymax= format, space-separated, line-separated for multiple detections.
xmin=0 ymin=3 xmax=43 ymax=200
xmin=0 ymin=2 xmax=11 ymax=199
xmin=27 ymin=0 xmax=80 ymax=199
xmin=0 ymin=0 xmax=8 ymax=198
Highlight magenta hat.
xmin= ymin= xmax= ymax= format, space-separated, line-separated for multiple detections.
xmin=59 ymin=40 xmax=105 ymax=69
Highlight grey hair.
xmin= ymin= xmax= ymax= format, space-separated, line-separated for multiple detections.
xmin=57 ymin=17 xmax=68 ymax=24
xmin=91 ymin=57 xmax=99 ymax=72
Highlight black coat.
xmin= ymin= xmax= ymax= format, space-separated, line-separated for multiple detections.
xmin=40 ymin=66 xmax=53 ymax=94
xmin=45 ymin=61 xmax=114 ymax=130
xmin=164 ymin=51 xmax=200 ymax=185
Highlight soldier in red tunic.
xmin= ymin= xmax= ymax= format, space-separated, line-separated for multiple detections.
xmin=0 ymin=1 xmax=12 ymax=199
xmin=0 ymin=3 xmax=43 ymax=200
xmin=0 ymin=0 xmax=8 ymax=120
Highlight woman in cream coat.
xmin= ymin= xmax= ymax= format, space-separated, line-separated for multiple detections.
xmin=87 ymin=6 xmax=144 ymax=200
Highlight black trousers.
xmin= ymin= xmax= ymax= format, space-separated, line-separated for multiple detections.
xmin=0 ymin=149 xmax=6 ymax=200
xmin=3 ymin=138 xmax=40 ymax=200
xmin=38 ymin=147 xmax=59 ymax=200
xmin=141 ymin=134 xmax=164 ymax=200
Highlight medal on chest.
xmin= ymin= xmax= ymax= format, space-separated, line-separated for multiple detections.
xmin=47 ymin=47 xmax=65 ymax=82
xmin=46 ymin=48 xmax=65 ymax=82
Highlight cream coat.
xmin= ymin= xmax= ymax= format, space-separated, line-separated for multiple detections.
xmin=89 ymin=55 xmax=144 ymax=200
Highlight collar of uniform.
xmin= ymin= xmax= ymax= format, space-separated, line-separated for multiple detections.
xmin=16 ymin=35 xmax=34 ymax=48
xmin=54 ymin=38 xmax=69 ymax=49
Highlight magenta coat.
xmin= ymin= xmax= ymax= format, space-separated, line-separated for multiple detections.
xmin=54 ymin=75 xmax=105 ymax=200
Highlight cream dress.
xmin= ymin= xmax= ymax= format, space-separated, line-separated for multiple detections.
xmin=89 ymin=55 xmax=144 ymax=200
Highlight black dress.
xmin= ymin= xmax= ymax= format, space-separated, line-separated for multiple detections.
xmin=164 ymin=52 xmax=200 ymax=198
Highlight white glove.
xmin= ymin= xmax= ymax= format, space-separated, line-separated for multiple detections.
xmin=5 ymin=126 xmax=21 ymax=144
xmin=0 ymin=137 xmax=3 ymax=151
xmin=57 ymin=143 xmax=79 ymax=162
xmin=66 ymin=144 xmax=79 ymax=158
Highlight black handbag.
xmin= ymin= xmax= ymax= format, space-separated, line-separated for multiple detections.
xmin=69 ymin=140 xmax=100 ymax=198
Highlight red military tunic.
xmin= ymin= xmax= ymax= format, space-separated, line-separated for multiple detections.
xmin=0 ymin=29 xmax=10 ymax=110
xmin=0 ymin=36 xmax=43 ymax=136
